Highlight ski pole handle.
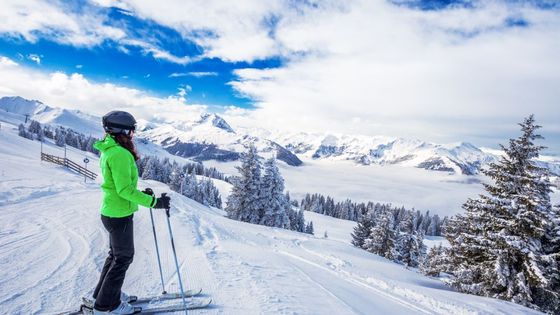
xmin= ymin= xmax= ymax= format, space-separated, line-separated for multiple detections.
xmin=143 ymin=187 xmax=154 ymax=197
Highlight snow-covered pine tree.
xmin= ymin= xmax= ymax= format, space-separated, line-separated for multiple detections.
xmin=28 ymin=120 xmax=41 ymax=134
xmin=364 ymin=210 xmax=396 ymax=260
xmin=305 ymin=221 xmax=314 ymax=235
xmin=225 ymin=144 xmax=262 ymax=223
xmin=293 ymin=209 xmax=306 ymax=232
xmin=54 ymin=127 xmax=65 ymax=147
xmin=446 ymin=115 xmax=558 ymax=311
xmin=351 ymin=213 xmax=374 ymax=249
xmin=18 ymin=123 xmax=29 ymax=139
xmin=259 ymin=158 xmax=290 ymax=228
xmin=141 ymin=156 xmax=158 ymax=180
xmin=421 ymin=244 xmax=446 ymax=277
xmin=394 ymin=212 xmax=425 ymax=268
xmin=168 ymin=163 xmax=183 ymax=193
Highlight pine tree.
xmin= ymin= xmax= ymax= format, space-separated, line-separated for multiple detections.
xmin=296 ymin=209 xmax=306 ymax=232
xmin=446 ymin=115 xmax=558 ymax=311
xmin=305 ymin=221 xmax=314 ymax=234
xmin=141 ymin=156 xmax=158 ymax=180
xmin=351 ymin=213 xmax=374 ymax=249
xmin=225 ymin=144 xmax=263 ymax=223
xmin=55 ymin=127 xmax=65 ymax=147
xmin=421 ymin=244 xmax=446 ymax=277
xmin=169 ymin=164 xmax=184 ymax=193
xmin=364 ymin=210 xmax=396 ymax=260
xmin=259 ymin=158 xmax=290 ymax=228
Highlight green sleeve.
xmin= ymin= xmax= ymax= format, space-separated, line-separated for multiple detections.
xmin=109 ymin=150 xmax=156 ymax=208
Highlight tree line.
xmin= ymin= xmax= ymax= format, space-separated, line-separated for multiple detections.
xmin=301 ymin=193 xmax=447 ymax=236
xmin=19 ymin=120 xmax=99 ymax=154
xmin=137 ymin=155 xmax=223 ymax=208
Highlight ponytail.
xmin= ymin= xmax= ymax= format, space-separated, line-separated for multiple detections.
xmin=111 ymin=133 xmax=139 ymax=161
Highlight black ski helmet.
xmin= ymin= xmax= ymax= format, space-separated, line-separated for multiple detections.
xmin=102 ymin=110 xmax=137 ymax=134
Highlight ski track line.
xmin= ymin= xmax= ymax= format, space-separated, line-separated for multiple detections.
xmin=296 ymin=242 xmax=479 ymax=315
xmin=0 ymin=212 xmax=73 ymax=311
xmin=278 ymin=249 xmax=434 ymax=314
xmin=286 ymin=259 xmax=361 ymax=315
xmin=182 ymin=205 xmax=262 ymax=314
xmin=172 ymin=203 xmax=224 ymax=314
xmin=0 ymin=188 xmax=97 ymax=314
xmin=193 ymin=205 xmax=358 ymax=314
xmin=52 ymin=211 xmax=99 ymax=310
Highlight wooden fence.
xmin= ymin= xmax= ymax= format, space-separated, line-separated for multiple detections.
xmin=41 ymin=152 xmax=97 ymax=180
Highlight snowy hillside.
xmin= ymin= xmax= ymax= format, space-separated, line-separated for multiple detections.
xmin=0 ymin=117 xmax=544 ymax=314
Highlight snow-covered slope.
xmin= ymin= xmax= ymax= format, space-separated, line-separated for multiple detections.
xmin=0 ymin=119 xmax=544 ymax=314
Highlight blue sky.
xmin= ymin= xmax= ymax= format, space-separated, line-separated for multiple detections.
xmin=0 ymin=5 xmax=283 ymax=108
xmin=0 ymin=0 xmax=559 ymax=153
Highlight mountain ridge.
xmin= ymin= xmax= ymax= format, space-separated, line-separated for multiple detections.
xmin=1 ymin=95 xmax=558 ymax=176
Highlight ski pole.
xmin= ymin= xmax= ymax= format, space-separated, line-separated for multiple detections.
xmin=145 ymin=188 xmax=167 ymax=294
xmin=162 ymin=193 xmax=188 ymax=315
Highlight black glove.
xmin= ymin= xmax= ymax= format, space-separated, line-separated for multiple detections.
xmin=153 ymin=193 xmax=171 ymax=209
xmin=142 ymin=188 xmax=154 ymax=196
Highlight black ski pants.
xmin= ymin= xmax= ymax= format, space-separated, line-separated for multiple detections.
xmin=93 ymin=214 xmax=135 ymax=312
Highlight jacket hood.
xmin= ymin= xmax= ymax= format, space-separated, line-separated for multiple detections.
xmin=94 ymin=135 xmax=119 ymax=152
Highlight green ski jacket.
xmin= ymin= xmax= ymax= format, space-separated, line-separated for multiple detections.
xmin=94 ymin=135 xmax=156 ymax=218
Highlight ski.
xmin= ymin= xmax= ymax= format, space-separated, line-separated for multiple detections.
xmin=80 ymin=288 xmax=203 ymax=309
xmin=134 ymin=288 xmax=203 ymax=304
xmin=77 ymin=298 xmax=212 ymax=314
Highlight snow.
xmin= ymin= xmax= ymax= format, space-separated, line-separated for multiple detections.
xmin=423 ymin=236 xmax=450 ymax=250
xmin=0 ymin=120 xmax=544 ymax=314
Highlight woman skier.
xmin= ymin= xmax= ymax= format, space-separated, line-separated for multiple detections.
xmin=92 ymin=111 xmax=170 ymax=314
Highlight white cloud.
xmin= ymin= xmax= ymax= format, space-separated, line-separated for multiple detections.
xmin=103 ymin=0 xmax=285 ymax=62
xmin=27 ymin=54 xmax=41 ymax=64
xmin=0 ymin=56 xmax=207 ymax=123
xmin=0 ymin=1 xmax=196 ymax=64
xmin=225 ymin=1 xmax=560 ymax=150
xmin=0 ymin=0 xmax=126 ymax=47
xmin=76 ymin=64 xmax=83 ymax=69
xmin=169 ymin=71 xmax=218 ymax=78
xmin=0 ymin=1 xmax=559 ymax=151
xmin=0 ymin=56 xmax=18 ymax=67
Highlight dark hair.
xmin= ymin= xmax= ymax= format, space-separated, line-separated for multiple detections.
xmin=111 ymin=133 xmax=139 ymax=161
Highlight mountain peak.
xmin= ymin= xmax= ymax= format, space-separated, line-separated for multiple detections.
xmin=0 ymin=96 xmax=49 ymax=115
xmin=198 ymin=113 xmax=235 ymax=133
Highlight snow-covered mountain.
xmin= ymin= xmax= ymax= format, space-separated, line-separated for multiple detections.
xmin=137 ymin=113 xmax=303 ymax=166
xmin=1 ymin=95 xmax=558 ymax=176
xmin=0 ymin=96 xmax=103 ymax=137
xmin=0 ymin=96 xmax=302 ymax=166
xmin=273 ymin=132 xmax=495 ymax=175
xmin=249 ymin=130 xmax=560 ymax=176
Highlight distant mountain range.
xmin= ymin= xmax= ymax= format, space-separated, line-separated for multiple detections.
xmin=1 ymin=95 xmax=559 ymax=176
